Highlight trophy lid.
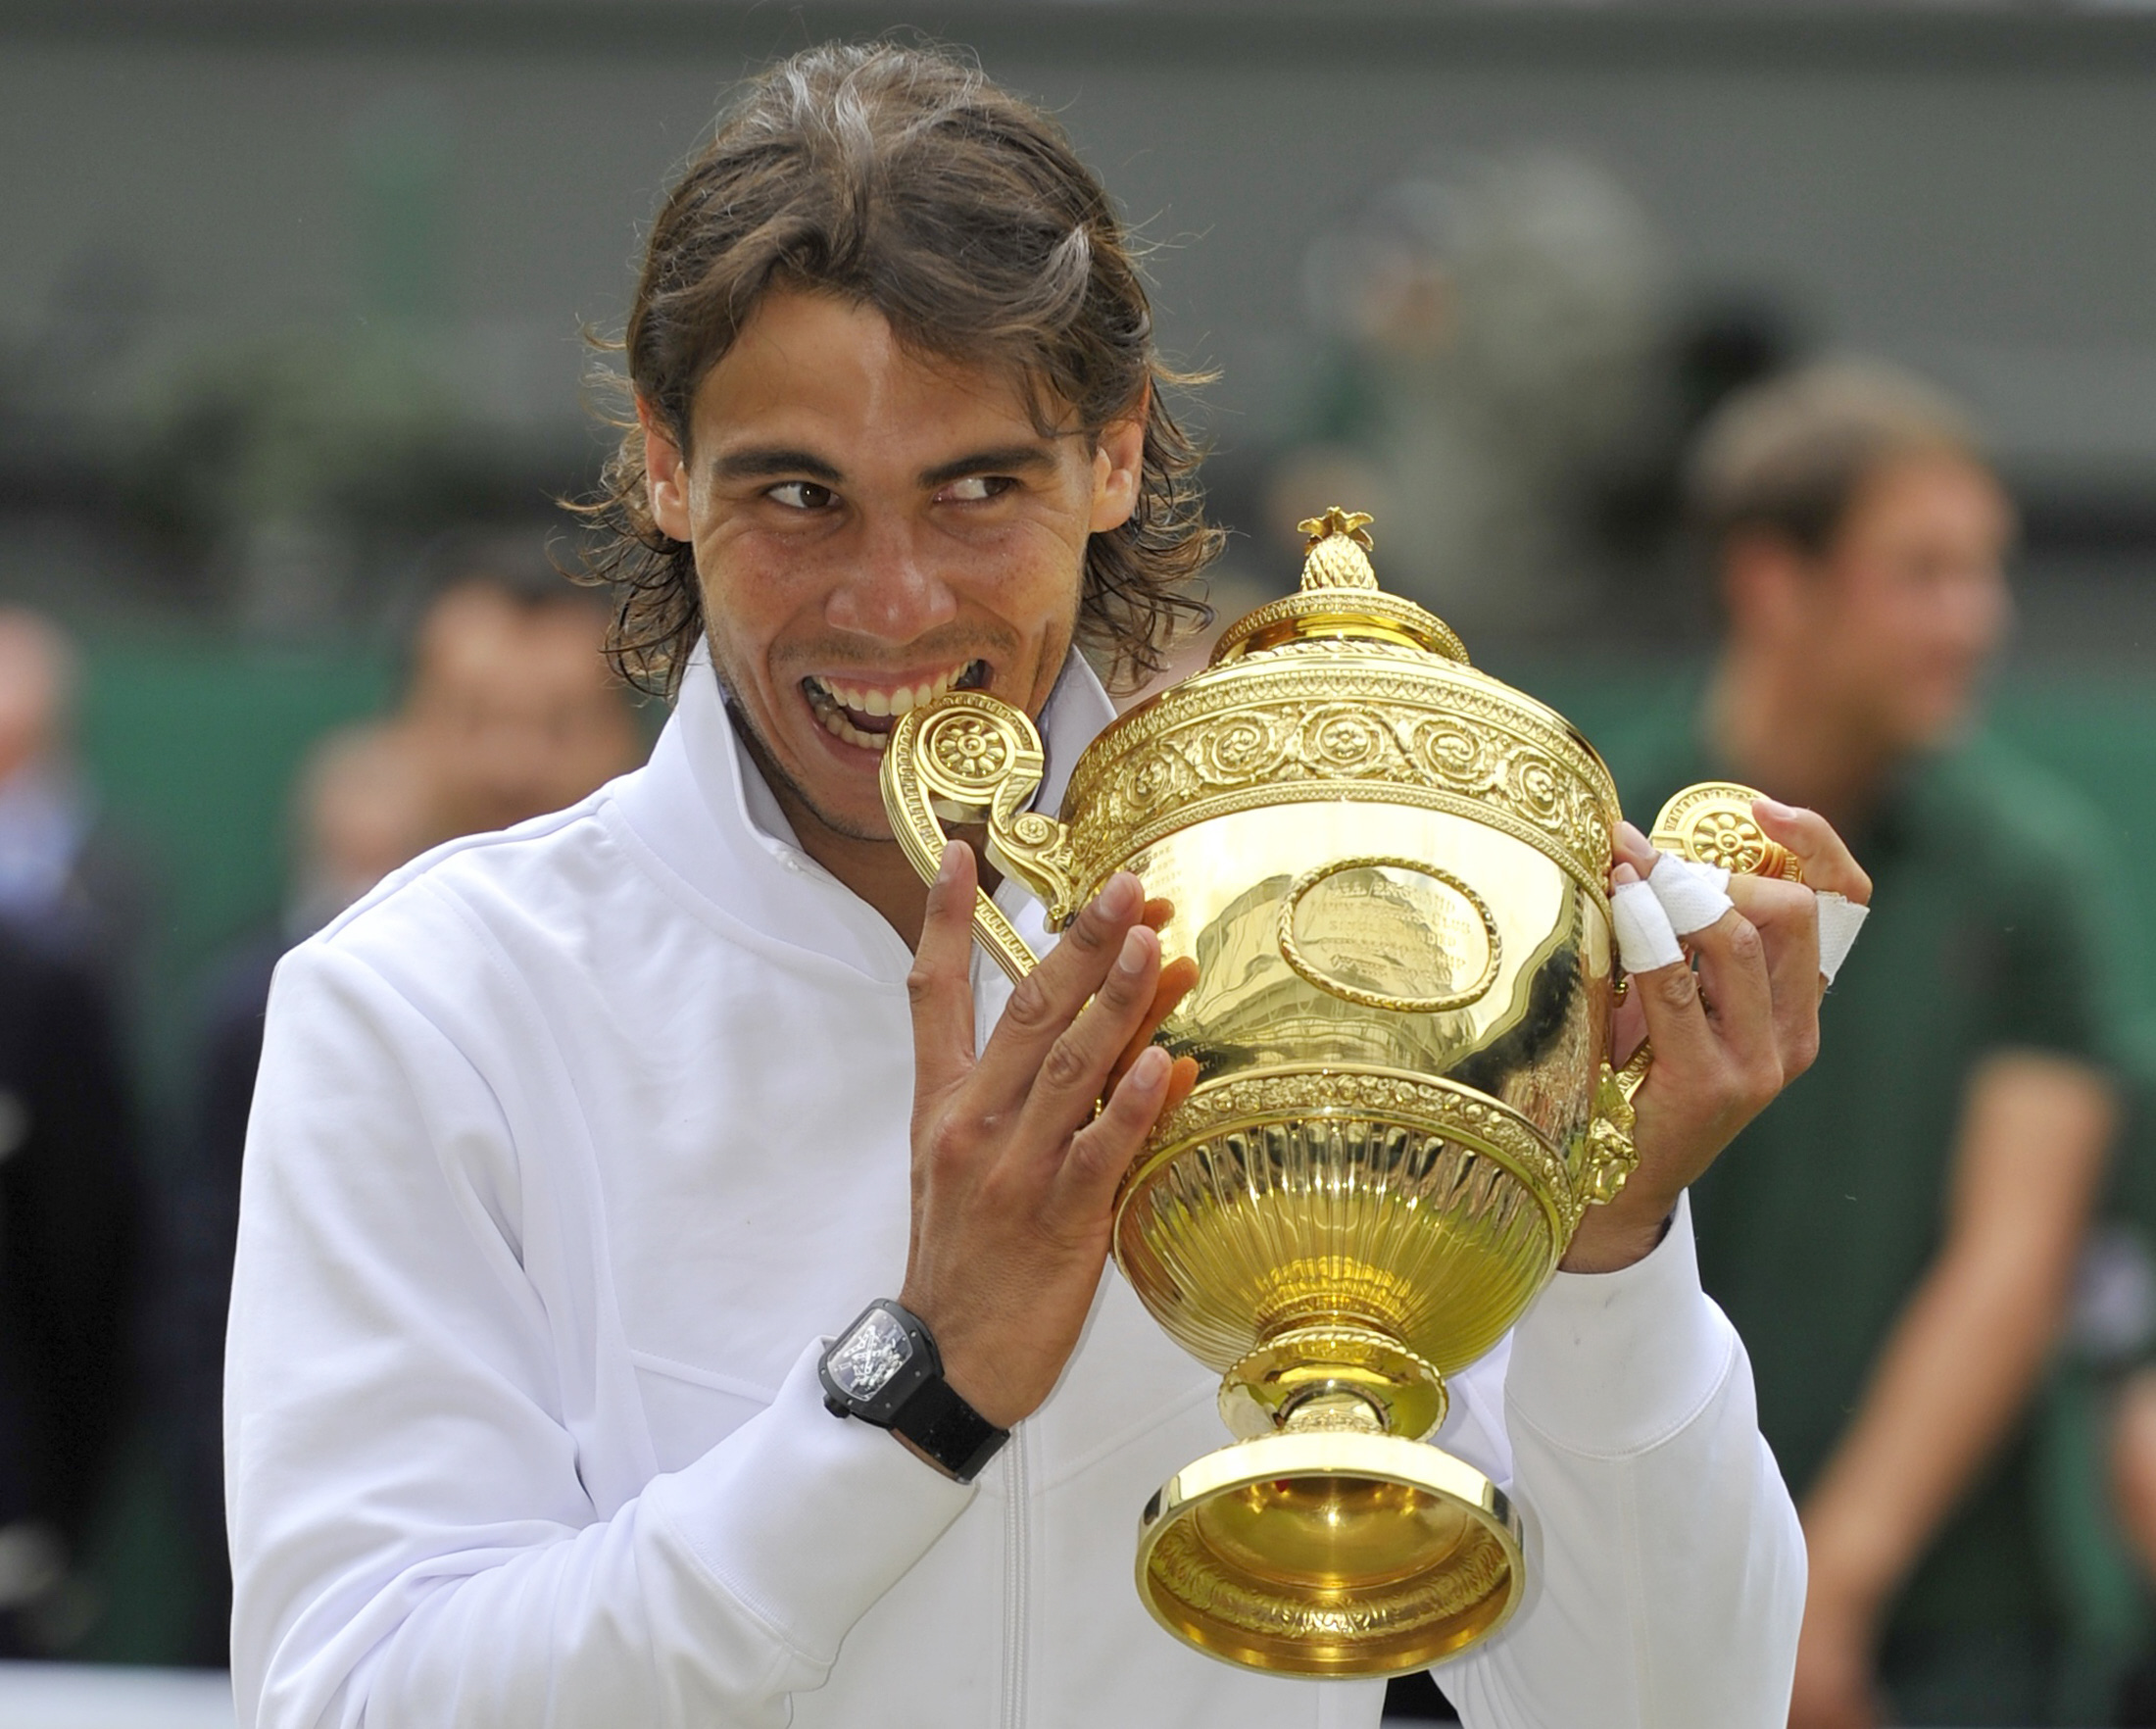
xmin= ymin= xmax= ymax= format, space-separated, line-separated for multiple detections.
xmin=1211 ymin=507 xmax=1471 ymax=667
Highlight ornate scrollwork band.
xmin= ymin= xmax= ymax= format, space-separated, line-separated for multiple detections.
xmin=1061 ymin=658 xmax=1621 ymax=914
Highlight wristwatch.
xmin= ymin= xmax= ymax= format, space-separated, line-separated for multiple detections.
xmin=819 ymin=1299 xmax=1009 ymax=1484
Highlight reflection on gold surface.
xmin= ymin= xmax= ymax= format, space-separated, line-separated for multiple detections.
xmin=1280 ymin=855 xmax=1500 ymax=1015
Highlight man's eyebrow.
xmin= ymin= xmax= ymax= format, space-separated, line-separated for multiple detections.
xmin=920 ymin=445 xmax=1059 ymax=489
xmin=709 ymin=447 xmax=845 ymax=484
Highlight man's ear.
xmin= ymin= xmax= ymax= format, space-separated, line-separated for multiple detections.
xmin=1089 ymin=390 xmax=1150 ymax=535
xmin=639 ymin=398 xmax=694 ymax=543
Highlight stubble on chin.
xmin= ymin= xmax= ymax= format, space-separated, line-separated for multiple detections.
xmin=704 ymin=603 xmax=1077 ymax=848
xmin=722 ymin=696 xmax=897 ymax=846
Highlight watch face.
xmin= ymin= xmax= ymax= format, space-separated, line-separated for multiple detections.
xmin=828 ymin=1307 xmax=914 ymax=1401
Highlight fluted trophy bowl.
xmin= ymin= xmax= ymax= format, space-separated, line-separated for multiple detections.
xmin=881 ymin=508 xmax=1761 ymax=1677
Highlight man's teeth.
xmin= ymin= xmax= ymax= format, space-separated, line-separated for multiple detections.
xmin=808 ymin=663 xmax=982 ymax=719
xmin=821 ymin=707 xmax=889 ymax=754
xmin=803 ymin=663 xmax=987 ymax=754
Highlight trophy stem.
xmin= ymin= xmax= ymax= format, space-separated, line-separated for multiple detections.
xmin=1218 ymin=1324 xmax=1449 ymax=1443
xmin=1278 ymin=1389 xmax=1387 ymax=1435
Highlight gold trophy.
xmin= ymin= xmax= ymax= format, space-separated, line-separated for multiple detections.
xmin=881 ymin=508 xmax=1784 ymax=1676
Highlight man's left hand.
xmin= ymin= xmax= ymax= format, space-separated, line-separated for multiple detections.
xmin=1562 ymin=802 xmax=1870 ymax=1273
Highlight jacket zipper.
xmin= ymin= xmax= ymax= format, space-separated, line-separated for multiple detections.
xmin=976 ymin=941 xmax=1031 ymax=1729
xmin=1001 ymin=1423 xmax=1031 ymax=1729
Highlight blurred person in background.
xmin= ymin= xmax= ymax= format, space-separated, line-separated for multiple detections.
xmin=159 ymin=723 xmax=435 ymax=1663
xmin=0 ymin=618 xmax=143 ymax=1656
xmin=401 ymin=563 xmax=646 ymax=846
xmin=1608 ymin=360 xmax=2137 ymax=1728
xmin=0 ymin=611 xmax=151 ymax=979
xmin=158 ymin=556 xmax=644 ymax=1663
xmin=0 ymin=613 xmax=90 ymax=937
xmin=0 ymin=925 xmax=140 ymax=1660
xmin=277 ymin=724 xmax=439 ymax=944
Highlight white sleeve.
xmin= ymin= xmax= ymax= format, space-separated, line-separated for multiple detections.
xmin=1437 ymin=1195 xmax=1805 ymax=1729
xmin=225 ymin=941 xmax=972 ymax=1729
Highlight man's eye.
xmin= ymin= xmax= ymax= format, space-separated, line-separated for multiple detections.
xmin=940 ymin=475 xmax=1014 ymax=504
xmin=767 ymin=481 xmax=837 ymax=511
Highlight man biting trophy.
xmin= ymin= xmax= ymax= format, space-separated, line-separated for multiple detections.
xmin=225 ymin=43 xmax=1867 ymax=1728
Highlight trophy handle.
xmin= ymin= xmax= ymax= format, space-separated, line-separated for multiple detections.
xmin=879 ymin=691 xmax=1081 ymax=987
xmin=1584 ymin=781 xmax=1801 ymax=1207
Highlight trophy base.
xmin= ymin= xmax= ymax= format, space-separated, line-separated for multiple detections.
xmin=1134 ymin=1430 xmax=1524 ymax=1677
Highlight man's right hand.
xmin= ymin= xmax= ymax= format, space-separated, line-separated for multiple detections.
xmin=899 ymin=841 xmax=1191 ymax=1430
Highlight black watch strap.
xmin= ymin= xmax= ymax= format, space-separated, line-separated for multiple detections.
xmin=890 ymin=1373 xmax=1008 ymax=1485
xmin=819 ymin=1299 xmax=1010 ymax=1484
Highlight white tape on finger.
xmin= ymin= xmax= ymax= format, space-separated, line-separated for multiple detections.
xmin=1817 ymin=892 xmax=1869 ymax=986
xmin=1613 ymin=877 xmax=1684 ymax=973
xmin=1647 ymin=854 xmax=1733 ymax=936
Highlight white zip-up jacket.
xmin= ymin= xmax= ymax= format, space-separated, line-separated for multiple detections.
xmin=226 ymin=652 xmax=1804 ymax=1729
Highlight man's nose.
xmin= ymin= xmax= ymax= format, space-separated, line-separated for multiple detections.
xmin=824 ymin=520 xmax=959 ymax=642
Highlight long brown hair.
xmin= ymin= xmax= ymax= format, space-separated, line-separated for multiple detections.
xmin=574 ymin=42 xmax=1221 ymax=698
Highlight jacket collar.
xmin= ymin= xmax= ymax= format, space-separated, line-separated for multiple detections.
xmin=611 ymin=643 xmax=1117 ymax=984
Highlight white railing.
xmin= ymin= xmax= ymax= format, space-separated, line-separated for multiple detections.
xmin=0 ymin=1663 xmax=234 ymax=1728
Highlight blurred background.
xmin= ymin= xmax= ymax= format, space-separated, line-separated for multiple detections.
xmin=5 ymin=2 xmax=2156 ymax=1724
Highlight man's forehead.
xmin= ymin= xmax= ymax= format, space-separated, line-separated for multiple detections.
xmin=690 ymin=288 xmax=1067 ymax=464
xmin=1838 ymin=452 xmax=2014 ymax=548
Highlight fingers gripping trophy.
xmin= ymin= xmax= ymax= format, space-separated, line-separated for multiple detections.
xmin=881 ymin=508 xmax=1801 ymax=1676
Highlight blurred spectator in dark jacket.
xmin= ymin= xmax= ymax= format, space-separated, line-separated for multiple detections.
xmin=1605 ymin=360 xmax=2136 ymax=1729
xmin=161 ymin=561 xmax=644 ymax=1663
xmin=0 ymin=609 xmax=146 ymax=1660
xmin=160 ymin=721 xmax=437 ymax=1662
xmin=0 ymin=914 xmax=141 ymax=1656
